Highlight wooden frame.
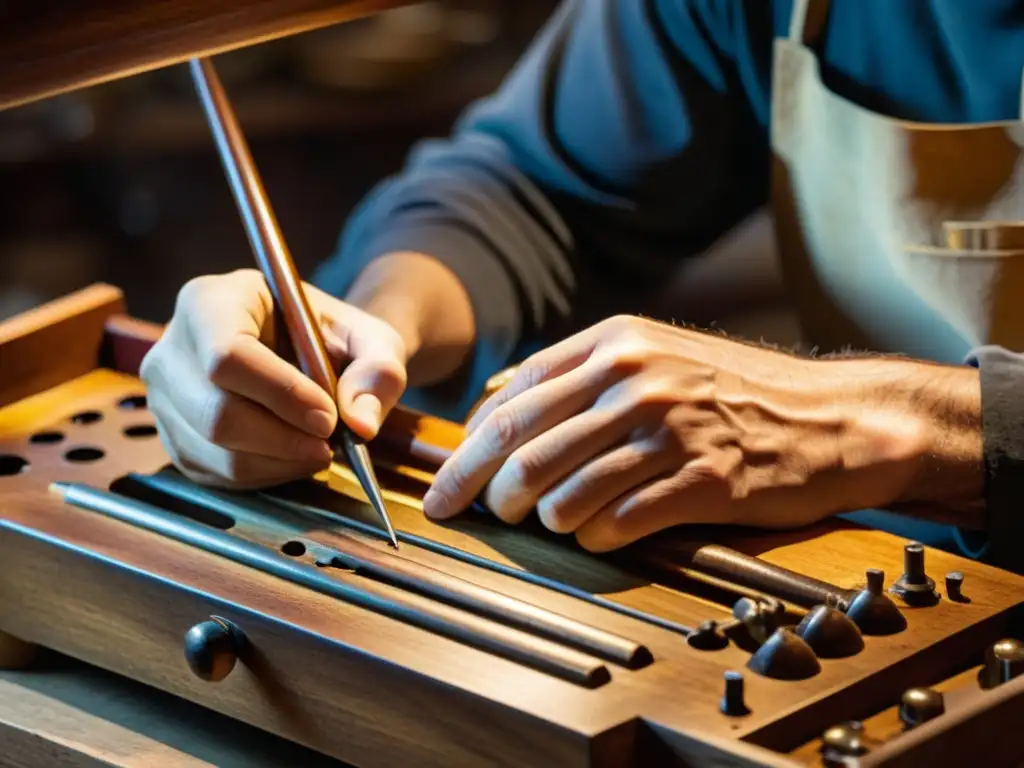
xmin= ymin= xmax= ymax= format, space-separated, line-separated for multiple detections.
xmin=2 ymin=285 xmax=1024 ymax=766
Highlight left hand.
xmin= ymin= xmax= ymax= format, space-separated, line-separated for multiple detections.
xmin=423 ymin=316 xmax=928 ymax=551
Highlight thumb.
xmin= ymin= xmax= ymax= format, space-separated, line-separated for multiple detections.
xmin=322 ymin=321 xmax=408 ymax=440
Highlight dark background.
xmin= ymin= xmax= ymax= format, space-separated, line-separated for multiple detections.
xmin=0 ymin=0 xmax=557 ymax=323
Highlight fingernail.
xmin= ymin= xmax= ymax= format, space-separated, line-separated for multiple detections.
xmin=423 ymin=489 xmax=450 ymax=519
xmin=350 ymin=393 xmax=382 ymax=435
xmin=305 ymin=409 xmax=335 ymax=438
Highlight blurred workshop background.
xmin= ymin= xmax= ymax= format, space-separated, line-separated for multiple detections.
xmin=0 ymin=0 xmax=557 ymax=323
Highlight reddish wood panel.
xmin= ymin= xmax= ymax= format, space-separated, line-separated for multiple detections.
xmin=0 ymin=0 xmax=413 ymax=110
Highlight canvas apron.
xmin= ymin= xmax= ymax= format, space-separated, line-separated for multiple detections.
xmin=772 ymin=0 xmax=1024 ymax=364
xmin=771 ymin=0 xmax=1024 ymax=558
xmin=473 ymin=0 xmax=1024 ymax=554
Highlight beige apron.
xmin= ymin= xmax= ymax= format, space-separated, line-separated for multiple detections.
xmin=772 ymin=0 xmax=1024 ymax=362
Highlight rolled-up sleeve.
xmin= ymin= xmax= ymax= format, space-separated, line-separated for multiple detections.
xmin=957 ymin=346 xmax=1024 ymax=571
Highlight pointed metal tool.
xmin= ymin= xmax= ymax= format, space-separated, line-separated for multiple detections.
xmin=188 ymin=55 xmax=398 ymax=549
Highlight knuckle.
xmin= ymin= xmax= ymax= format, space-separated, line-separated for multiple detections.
xmin=487 ymin=493 xmax=521 ymax=524
xmin=599 ymin=347 xmax=647 ymax=378
xmin=228 ymin=267 xmax=263 ymax=283
xmin=687 ymin=460 xmax=730 ymax=488
xmin=375 ymin=356 xmax=408 ymax=391
xmin=625 ymin=378 xmax=676 ymax=411
xmin=502 ymin=450 xmax=540 ymax=490
xmin=648 ymin=421 xmax=686 ymax=459
xmin=485 ymin=407 xmax=520 ymax=453
xmin=661 ymin=406 xmax=693 ymax=436
xmin=278 ymin=374 xmax=301 ymax=403
xmin=176 ymin=274 xmax=214 ymax=310
xmin=202 ymin=339 xmax=244 ymax=385
xmin=601 ymin=314 xmax=644 ymax=339
xmin=536 ymin=495 xmax=575 ymax=533
xmin=197 ymin=391 xmax=233 ymax=444
xmin=515 ymin=358 xmax=547 ymax=389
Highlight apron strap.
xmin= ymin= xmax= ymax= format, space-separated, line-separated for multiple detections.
xmin=788 ymin=0 xmax=831 ymax=47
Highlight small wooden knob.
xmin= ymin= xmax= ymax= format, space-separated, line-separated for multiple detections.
xmin=184 ymin=617 xmax=241 ymax=682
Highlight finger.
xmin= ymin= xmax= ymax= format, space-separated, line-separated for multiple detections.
xmin=323 ymin=318 xmax=407 ymax=440
xmin=182 ymin=273 xmax=337 ymax=438
xmin=424 ymin=359 xmax=607 ymax=520
xmin=536 ymin=437 xmax=678 ymax=534
xmin=575 ymin=464 xmax=728 ymax=552
xmin=482 ymin=405 xmax=633 ymax=525
xmin=149 ymin=389 xmax=332 ymax=489
xmin=206 ymin=334 xmax=338 ymax=439
xmin=148 ymin=350 xmax=333 ymax=463
xmin=465 ymin=327 xmax=609 ymax=434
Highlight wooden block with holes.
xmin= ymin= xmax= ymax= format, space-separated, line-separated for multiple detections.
xmin=2 ymin=284 xmax=1024 ymax=768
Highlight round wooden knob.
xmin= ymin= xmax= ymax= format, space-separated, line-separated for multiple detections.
xmin=184 ymin=617 xmax=241 ymax=682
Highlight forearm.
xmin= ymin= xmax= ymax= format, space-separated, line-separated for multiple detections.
xmin=344 ymin=251 xmax=476 ymax=387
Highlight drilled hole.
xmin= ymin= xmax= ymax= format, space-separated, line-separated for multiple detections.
xmin=65 ymin=447 xmax=105 ymax=463
xmin=0 ymin=455 xmax=29 ymax=476
xmin=118 ymin=395 xmax=148 ymax=410
xmin=70 ymin=411 xmax=103 ymax=425
xmin=30 ymin=431 xmax=64 ymax=444
xmin=124 ymin=424 xmax=158 ymax=439
xmin=281 ymin=540 xmax=306 ymax=557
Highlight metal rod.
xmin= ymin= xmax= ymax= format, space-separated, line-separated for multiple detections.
xmin=635 ymin=544 xmax=857 ymax=609
xmin=261 ymin=491 xmax=698 ymax=638
xmin=187 ymin=56 xmax=398 ymax=550
xmin=51 ymin=482 xmax=610 ymax=688
xmin=124 ymin=471 xmax=652 ymax=668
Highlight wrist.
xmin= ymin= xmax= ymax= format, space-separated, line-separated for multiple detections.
xmin=830 ymin=357 xmax=984 ymax=525
xmin=344 ymin=254 xmax=426 ymax=361
xmin=344 ymin=251 xmax=476 ymax=385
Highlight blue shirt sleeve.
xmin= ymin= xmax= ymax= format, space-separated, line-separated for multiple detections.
xmin=312 ymin=0 xmax=774 ymax=418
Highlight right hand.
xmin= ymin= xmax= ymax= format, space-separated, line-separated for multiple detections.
xmin=140 ymin=269 xmax=409 ymax=489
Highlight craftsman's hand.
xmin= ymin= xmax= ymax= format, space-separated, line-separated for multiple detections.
xmin=424 ymin=316 xmax=940 ymax=551
xmin=140 ymin=269 xmax=408 ymax=488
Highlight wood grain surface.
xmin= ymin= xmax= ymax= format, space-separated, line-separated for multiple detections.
xmin=2 ymin=290 xmax=1024 ymax=767
xmin=0 ymin=284 xmax=125 ymax=409
xmin=0 ymin=651 xmax=347 ymax=768
xmin=0 ymin=0 xmax=414 ymax=111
